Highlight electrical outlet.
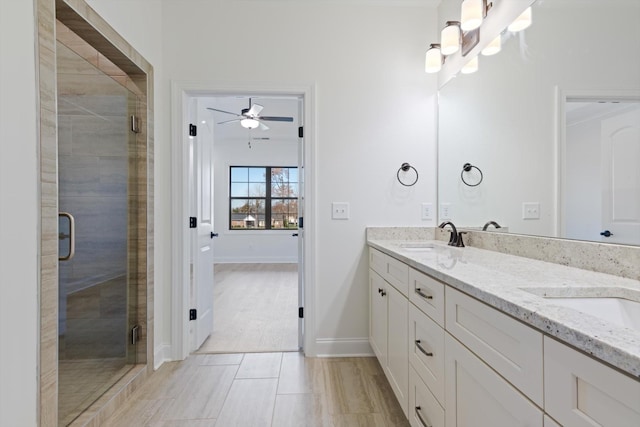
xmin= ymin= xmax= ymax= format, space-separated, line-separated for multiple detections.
xmin=440 ymin=203 xmax=452 ymax=220
xmin=522 ymin=202 xmax=540 ymax=220
xmin=331 ymin=202 xmax=350 ymax=220
xmin=421 ymin=203 xmax=433 ymax=221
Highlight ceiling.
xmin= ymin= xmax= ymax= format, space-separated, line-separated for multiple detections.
xmin=202 ymin=96 xmax=300 ymax=142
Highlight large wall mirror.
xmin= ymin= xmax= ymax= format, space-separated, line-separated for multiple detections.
xmin=438 ymin=0 xmax=640 ymax=246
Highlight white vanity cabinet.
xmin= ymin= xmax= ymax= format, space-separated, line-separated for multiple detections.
xmin=544 ymin=336 xmax=640 ymax=427
xmin=368 ymin=244 xmax=640 ymax=427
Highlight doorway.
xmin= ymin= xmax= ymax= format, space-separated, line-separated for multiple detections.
xmin=561 ymin=94 xmax=640 ymax=245
xmin=171 ymin=86 xmax=314 ymax=360
xmin=196 ymin=95 xmax=302 ymax=354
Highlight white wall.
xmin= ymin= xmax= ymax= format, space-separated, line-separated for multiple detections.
xmin=0 ymin=1 xmax=39 ymax=425
xmin=161 ymin=0 xmax=439 ymax=354
xmin=82 ymin=0 xmax=439 ymax=357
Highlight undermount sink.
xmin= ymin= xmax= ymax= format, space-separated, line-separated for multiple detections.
xmin=398 ymin=242 xmax=435 ymax=251
xmin=545 ymin=297 xmax=640 ymax=331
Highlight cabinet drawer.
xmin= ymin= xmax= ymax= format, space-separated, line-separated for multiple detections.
xmin=386 ymin=255 xmax=409 ymax=297
xmin=445 ymin=333 xmax=543 ymax=427
xmin=409 ymin=366 xmax=444 ymax=427
xmin=409 ymin=268 xmax=445 ymax=327
xmin=409 ymin=304 xmax=445 ymax=407
xmin=369 ymin=247 xmax=387 ymax=277
xmin=445 ymin=287 xmax=543 ymax=406
xmin=369 ymin=247 xmax=409 ymax=296
xmin=544 ymin=336 xmax=640 ymax=427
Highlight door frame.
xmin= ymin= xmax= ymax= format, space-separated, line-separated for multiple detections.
xmin=555 ymin=88 xmax=640 ymax=239
xmin=170 ymin=81 xmax=317 ymax=360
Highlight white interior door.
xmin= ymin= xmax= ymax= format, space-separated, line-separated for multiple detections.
xmin=190 ymin=98 xmax=215 ymax=351
xmin=297 ymin=97 xmax=305 ymax=350
xmin=601 ymin=107 xmax=640 ymax=245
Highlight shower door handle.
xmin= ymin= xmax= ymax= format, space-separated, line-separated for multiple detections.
xmin=59 ymin=212 xmax=76 ymax=261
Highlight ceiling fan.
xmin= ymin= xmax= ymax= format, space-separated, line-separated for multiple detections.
xmin=207 ymin=98 xmax=294 ymax=130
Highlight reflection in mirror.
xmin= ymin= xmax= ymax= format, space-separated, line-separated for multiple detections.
xmin=438 ymin=0 xmax=640 ymax=246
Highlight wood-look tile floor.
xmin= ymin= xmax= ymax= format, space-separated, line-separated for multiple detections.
xmin=197 ymin=264 xmax=299 ymax=354
xmin=103 ymin=352 xmax=410 ymax=427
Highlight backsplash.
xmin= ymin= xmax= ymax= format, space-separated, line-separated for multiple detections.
xmin=367 ymin=227 xmax=640 ymax=281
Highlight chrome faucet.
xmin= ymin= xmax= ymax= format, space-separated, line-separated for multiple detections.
xmin=438 ymin=221 xmax=459 ymax=246
xmin=482 ymin=221 xmax=502 ymax=231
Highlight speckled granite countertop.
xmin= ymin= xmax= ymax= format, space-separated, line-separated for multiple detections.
xmin=367 ymin=238 xmax=640 ymax=379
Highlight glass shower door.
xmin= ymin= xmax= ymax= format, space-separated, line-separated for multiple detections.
xmin=56 ymin=38 xmax=138 ymax=426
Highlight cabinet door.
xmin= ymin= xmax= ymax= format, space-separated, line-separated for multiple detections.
xmin=387 ymin=283 xmax=409 ymax=417
xmin=544 ymin=337 xmax=640 ymax=427
xmin=445 ymin=333 xmax=543 ymax=427
xmin=369 ymin=270 xmax=388 ymax=367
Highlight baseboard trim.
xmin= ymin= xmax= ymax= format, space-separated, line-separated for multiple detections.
xmin=214 ymin=257 xmax=298 ymax=264
xmin=154 ymin=344 xmax=171 ymax=370
xmin=314 ymin=338 xmax=374 ymax=357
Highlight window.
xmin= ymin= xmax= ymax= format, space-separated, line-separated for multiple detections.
xmin=229 ymin=166 xmax=299 ymax=230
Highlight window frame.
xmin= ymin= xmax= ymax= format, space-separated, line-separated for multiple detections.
xmin=228 ymin=166 xmax=299 ymax=231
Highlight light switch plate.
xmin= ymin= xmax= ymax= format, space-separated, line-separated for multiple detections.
xmin=522 ymin=202 xmax=540 ymax=220
xmin=331 ymin=202 xmax=350 ymax=220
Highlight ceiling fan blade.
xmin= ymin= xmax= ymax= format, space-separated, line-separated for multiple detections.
xmin=258 ymin=121 xmax=270 ymax=131
xmin=207 ymin=107 xmax=242 ymax=117
xmin=218 ymin=118 xmax=241 ymax=125
xmin=247 ymin=103 xmax=264 ymax=117
xmin=258 ymin=116 xmax=294 ymax=122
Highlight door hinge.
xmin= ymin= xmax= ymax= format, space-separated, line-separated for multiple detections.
xmin=298 ymin=307 xmax=304 ymax=318
xmin=189 ymin=217 xmax=197 ymax=228
xmin=189 ymin=309 xmax=197 ymax=321
xmin=131 ymin=325 xmax=140 ymax=345
xmin=189 ymin=123 xmax=197 ymax=137
xmin=298 ymin=217 xmax=303 ymax=229
xmin=298 ymin=126 xmax=303 ymax=138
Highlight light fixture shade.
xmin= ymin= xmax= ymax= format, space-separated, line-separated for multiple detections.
xmin=240 ymin=118 xmax=259 ymax=129
xmin=461 ymin=0 xmax=484 ymax=31
xmin=508 ymin=7 xmax=532 ymax=32
xmin=481 ymin=34 xmax=501 ymax=56
xmin=425 ymin=44 xmax=442 ymax=73
xmin=461 ymin=56 xmax=479 ymax=74
xmin=441 ymin=22 xmax=461 ymax=56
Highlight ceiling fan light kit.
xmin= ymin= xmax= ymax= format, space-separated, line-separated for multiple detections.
xmin=207 ymin=98 xmax=294 ymax=131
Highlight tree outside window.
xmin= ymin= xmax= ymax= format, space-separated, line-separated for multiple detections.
xmin=229 ymin=166 xmax=298 ymax=230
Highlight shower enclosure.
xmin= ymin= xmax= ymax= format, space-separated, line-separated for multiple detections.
xmin=56 ymin=28 xmax=140 ymax=425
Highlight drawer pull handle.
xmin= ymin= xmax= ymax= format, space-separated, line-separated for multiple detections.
xmin=415 ymin=340 xmax=433 ymax=357
xmin=415 ymin=406 xmax=432 ymax=427
xmin=415 ymin=288 xmax=433 ymax=300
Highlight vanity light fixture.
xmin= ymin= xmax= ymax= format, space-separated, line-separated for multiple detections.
xmin=481 ymin=34 xmax=502 ymax=56
xmin=441 ymin=21 xmax=461 ymax=56
xmin=425 ymin=43 xmax=444 ymax=73
xmin=240 ymin=118 xmax=259 ymax=129
xmin=461 ymin=0 xmax=492 ymax=32
xmin=508 ymin=7 xmax=532 ymax=32
xmin=461 ymin=56 xmax=479 ymax=74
